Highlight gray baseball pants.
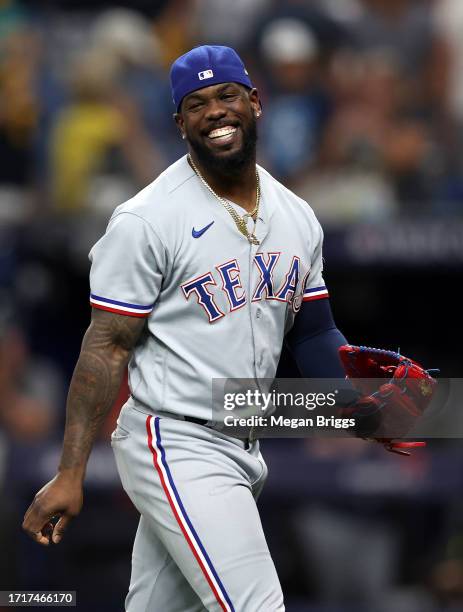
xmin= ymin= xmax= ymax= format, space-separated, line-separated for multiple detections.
xmin=111 ymin=403 xmax=285 ymax=611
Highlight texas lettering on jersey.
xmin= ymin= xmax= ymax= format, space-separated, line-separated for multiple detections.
xmin=181 ymin=252 xmax=307 ymax=323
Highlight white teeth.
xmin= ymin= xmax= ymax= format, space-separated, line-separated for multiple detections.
xmin=208 ymin=127 xmax=236 ymax=139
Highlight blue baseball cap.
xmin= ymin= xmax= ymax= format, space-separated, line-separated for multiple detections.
xmin=170 ymin=45 xmax=253 ymax=112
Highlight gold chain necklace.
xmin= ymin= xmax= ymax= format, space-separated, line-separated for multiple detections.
xmin=188 ymin=154 xmax=260 ymax=245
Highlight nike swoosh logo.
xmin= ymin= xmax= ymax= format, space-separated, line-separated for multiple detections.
xmin=192 ymin=221 xmax=215 ymax=238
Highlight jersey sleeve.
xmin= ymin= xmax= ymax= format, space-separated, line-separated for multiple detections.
xmin=303 ymin=219 xmax=330 ymax=302
xmin=88 ymin=212 xmax=165 ymax=318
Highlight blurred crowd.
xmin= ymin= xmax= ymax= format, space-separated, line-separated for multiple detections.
xmin=1 ymin=1 xmax=463 ymax=611
xmin=1 ymin=0 xmax=463 ymax=226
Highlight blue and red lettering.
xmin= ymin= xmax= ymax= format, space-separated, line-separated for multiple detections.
xmin=252 ymin=252 xmax=280 ymax=301
xmin=216 ymin=259 xmax=246 ymax=312
xmin=276 ymin=256 xmax=300 ymax=303
xmin=181 ymin=272 xmax=225 ymax=323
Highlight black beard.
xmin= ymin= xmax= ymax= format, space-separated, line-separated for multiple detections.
xmin=187 ymin=116 xmax=257 ymax=177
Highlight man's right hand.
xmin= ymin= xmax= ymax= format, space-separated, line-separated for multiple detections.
xmin=22 ymin=474 xmax=83 ymax=546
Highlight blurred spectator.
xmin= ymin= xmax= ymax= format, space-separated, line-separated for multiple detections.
xmin=193 ymin=0 xmax=271 ymax=50
xmin=251 ymin=0 xmax=349 ymax=58
xmin=153 ymin=0 xmax=197 ymax=68
xmin=350 ymin=0 xmax=434 ymax=79
xmin=347 ymin=0 xmax=450 ymax=115
xmin=257 ymin=18 xmax=331 ymax=184
xmin=49 ymin=45 xmax=161 ymax=215
xmin=294 ymin=47 xmax=446 ymax=222
xmin=90 ymin=9 xmax=177 ymax=161
xmin=90 ymin=8 xmax=161 ymax=68
xmin=0 ymin=6 xmax=63 ymax=221
xmin=314 ymin=0 xmax=364 ymax=25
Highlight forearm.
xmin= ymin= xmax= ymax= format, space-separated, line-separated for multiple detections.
xmin=58 ymin=310 xmax=144 ymax=482
xmin=59 ymin=343 xmax=129 ymax=481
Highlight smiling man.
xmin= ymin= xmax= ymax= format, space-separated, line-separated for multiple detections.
xmin=22 ymin=46 xmax=354 ymax=611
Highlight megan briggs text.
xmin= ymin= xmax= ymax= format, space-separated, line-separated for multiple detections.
xmin=223 ymin=415 xmax=356 ymax=430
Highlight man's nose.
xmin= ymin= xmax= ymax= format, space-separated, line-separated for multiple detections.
xmin=205 ymin=99 xmax=227 ymax=120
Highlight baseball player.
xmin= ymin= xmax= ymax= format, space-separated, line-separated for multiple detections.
xmin=22 ymin=45 xmax=429 ymax=611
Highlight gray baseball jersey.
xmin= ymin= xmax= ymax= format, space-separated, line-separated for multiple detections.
xmin=90 ymin=154 xmax=329 ymax=611
xmin=89 ymin=154 xmax=328 ymax=421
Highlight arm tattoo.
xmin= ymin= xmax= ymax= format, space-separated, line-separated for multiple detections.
xmin=59 ymin=309 xmax=145 ymax=477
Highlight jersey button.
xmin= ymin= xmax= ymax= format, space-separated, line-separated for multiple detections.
xmin=256 ymin=309 xmax=262 ymax=319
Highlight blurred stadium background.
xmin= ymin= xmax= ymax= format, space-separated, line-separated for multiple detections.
xmin=1 ymin=0 xmax=463 ymax=610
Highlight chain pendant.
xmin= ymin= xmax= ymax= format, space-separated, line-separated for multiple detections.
xmin=188 ymin=154 xmax=261 ymax=245
xmin=249 ymin=235 xmax=260 ymax=245
xmin=236 ymin=220 xmax=259 ymax=245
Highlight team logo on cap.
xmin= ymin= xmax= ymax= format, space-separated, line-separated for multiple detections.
xmin=198 ymin=69 xmax=214 ymax=80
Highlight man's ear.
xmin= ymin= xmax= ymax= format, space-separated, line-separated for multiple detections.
xmin=248 ymin=88 xmax=262 ymax=118
xmin=174 ymin=113 xmax=186 ymax=140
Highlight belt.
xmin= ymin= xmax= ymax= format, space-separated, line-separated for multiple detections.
xmin=184 ymin=415 xmax=252 ymax=447
xmin=184 ymin=416 xmax=208 ymax=426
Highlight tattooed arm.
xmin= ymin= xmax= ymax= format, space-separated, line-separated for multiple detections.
xmin=22 ymin=309 xmax=145 ymax=545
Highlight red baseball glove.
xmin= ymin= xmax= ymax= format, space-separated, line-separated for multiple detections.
xmin=338 ymin=345 xmax=438 ymax=455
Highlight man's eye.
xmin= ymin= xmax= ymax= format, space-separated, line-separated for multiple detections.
xmin=223 ymin=93 xmax=237 ymax=100
xmin=188 ymin=102 xmax=203 ymax=111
